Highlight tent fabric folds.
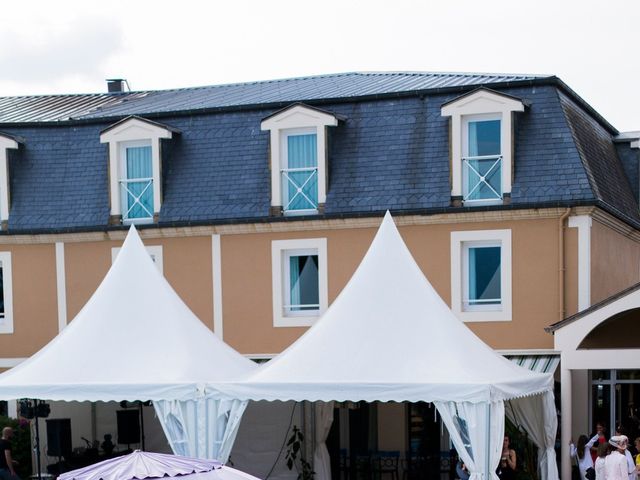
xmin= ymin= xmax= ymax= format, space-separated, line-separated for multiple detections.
xmin=213 ymin=212 xmax=557 ymax=480
xmin=0 ymin=226 xmax=256 ymax=461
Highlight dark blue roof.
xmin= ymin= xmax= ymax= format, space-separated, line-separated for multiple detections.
xmin=0 ymin=72 xmax=551 ymax=124
xmin=0 ymin=74 xmax=636 ymax=232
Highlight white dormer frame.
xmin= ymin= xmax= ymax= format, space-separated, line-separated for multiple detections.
xmin=100 ymin=117 xmax=173 ymax=222
xmin=261 ymin=104 xmax=338 ymax=213
xmin=0 ymin=134 xmax=19 ymax=225
xmin=441 ymin=89 xmax=525 ymax=202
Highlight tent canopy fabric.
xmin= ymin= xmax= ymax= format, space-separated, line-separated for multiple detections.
xmin=0 ymin=226 xmax=257 ymax=402
xmin=217 ymin=212 xmax=553 ymax=403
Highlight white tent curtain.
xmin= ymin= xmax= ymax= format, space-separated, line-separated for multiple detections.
xmin=313 ymin=402 xmax=334 ymax=480
xmin=436 ymin=401 xmax=504 ymax=480
xmin=506 ymin=391 xmax=559 ymax=480
xmin=155 ymin=398 xmax=248 ymax=463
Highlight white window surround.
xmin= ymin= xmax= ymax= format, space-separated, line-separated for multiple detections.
xmin=0 ymin=134 xmax=19 ymax=225
xmin=261 ymin=104 xmax=338 ymax=212
xmin=0 ymin=252 xmax=14 ymax=334
xmin=100 ymin=117 xmax=174 ymax=223
xmin=450 ymin=229 xmax=512 ymax=322
xmin=441 ymin=89 xmax=525 ymax=202
xmin=112 ymin=245 xmax=163 ymax=273
xmin=271 ymin=238 xmax=328 ymax=327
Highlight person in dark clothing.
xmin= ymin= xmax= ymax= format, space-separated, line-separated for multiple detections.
xmin=497 ymin=435 xmax=517 ymax=480
xmin=0 ymin=427 xmax=18 ymax=480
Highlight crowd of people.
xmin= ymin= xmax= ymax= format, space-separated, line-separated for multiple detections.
xmin=571 ymin=423 xmax=640 ymax=480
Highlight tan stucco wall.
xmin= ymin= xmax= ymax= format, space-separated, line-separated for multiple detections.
xmin=222 ymin=218 xmax=562 ymax=355
xmin=564 ymin=226 xmax=579 ymax=318
xmin=0 ymin=244 xmax=58 ymax=357
xmin=65 ymin=236 xmax=213 ymax=328
xmin=591 ymin=220 xmax=640 ymax=305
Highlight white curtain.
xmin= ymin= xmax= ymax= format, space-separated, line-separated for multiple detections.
xmin=313 ymin=402 xmax=334 ymax=480
xmin=436 ymin=401 xmax=504 ymax=480
xmin=154 ymin=398 xmax=248 ymax=463
xmin=506 ymin=392 xmax=559 ymax=480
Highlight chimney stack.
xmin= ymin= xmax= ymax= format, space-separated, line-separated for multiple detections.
xmin=106 ymin=79 xmax=127 ymax=93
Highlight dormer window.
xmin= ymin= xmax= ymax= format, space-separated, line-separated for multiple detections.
xmin=100 ymin=116 xmax=178 ymax=224
xmin=261 ymin=104 xmax=339 ymax=216
xmin=0 ymin=133 xmax=20 ymax=229
xmin=441 ymin=88 xmax=525 ymax=206
xmin=462 ymin=115 xmax=502 ymax=203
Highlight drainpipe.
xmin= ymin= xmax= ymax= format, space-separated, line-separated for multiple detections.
xmin=558 ymin=208 xmax=571 ymax=322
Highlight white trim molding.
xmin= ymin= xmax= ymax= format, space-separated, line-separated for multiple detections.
xmin=112 ymin=245 xmax=163 ymax=273
xmin=0 ymin=252 xmax=14 ymax=334
xmin=450 ymin=229 xmax=512 ymax=322
xmin=100 ymin=117 xmax=173 ymax=222
xmin=0 ymin=134 xmax=19 ymax=225
xmin=212 ymin=234 xmax=224 ymax=339
xmin=55 ymin=242 xmax=67 ymax=332
xmin=271 ymin=237 xmax=328 ymax=327
xmin=441 ymin=89 xmax=525 ymax=202
xmin=261 ymin=104 xmax=338 ymax=213
xmin=0 ymin=358 xmax=26 ymax=368
xmin=568 ymin=215 xmax=592 ymax=311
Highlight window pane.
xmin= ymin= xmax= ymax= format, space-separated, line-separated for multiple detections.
xmin=125 ymin=146 xmax=153 ymax=219
xmin=468 ymin=120 xmax=500 ymax=157
xmin=591 ymin=383 xmax=611 ymax=435
xmin=464 ymin=158 xmax=502 ymax=201
xmin=284 ymin=134 xmax=318 ymax=211
xmin=289 ymin=255 xmax=319 ymax=311
xmin=592 ymin=370 xmax=611 ymax=381
xmin=617 ymin=370 xmax=640 ymax=380
xmin=468 ymin=246 xmax=501 ymax=305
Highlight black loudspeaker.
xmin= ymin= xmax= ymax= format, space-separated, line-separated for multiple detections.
xmin=46 ymin=418 xmax=72 ymax=457
xmin=116 ymin=410 xmax=140 ymax=445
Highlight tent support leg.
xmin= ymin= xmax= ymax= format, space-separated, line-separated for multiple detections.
xmin=485 ymin=403 xmax=491 ymax=480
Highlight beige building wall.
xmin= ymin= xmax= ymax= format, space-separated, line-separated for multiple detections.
xmin=221 ymin=217 xmax=563 ymax=355
xmin=0 ymin=244 xmax=58 ymax=357
xmin=591 ymin=220 xmax=640 ymax=305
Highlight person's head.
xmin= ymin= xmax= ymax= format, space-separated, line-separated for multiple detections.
xmin=615 ymin=425 xmax=625 ymax=436
xmin=577 ymin=435 xmax=589 ymax=458
xmin=597 ymin=441 xmax=610 ymax=458
xmin=503 ymin=435 xmax=510 ymax=449
xmin=609 ymin=435 xmax=628 ymax=452
xmin=596 ymin=422 xmax=606 ymax=435
xmin=1 ymin=427 xmax=12 ymax=440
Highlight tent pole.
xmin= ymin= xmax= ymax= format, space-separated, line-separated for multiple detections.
xmin=485 ymin=403 xmax=491 ymax=480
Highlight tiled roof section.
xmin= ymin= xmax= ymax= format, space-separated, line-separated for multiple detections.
xmin=0 ymin=92 xmax=149 ymax=123
xmin=559 ymin=92 xmax=640 ymax=221
xmin=0 ymin=72 xmax=550 ymax=124
xmin=509 ymin=86 xmax=594 ymax=204
xmin=6 ymin=124 xmax=110 ymax=229
xmin=0 ymin=83 xmax=624 ymax=230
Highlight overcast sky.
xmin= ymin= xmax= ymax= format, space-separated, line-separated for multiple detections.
xmin=0 ymin=0 xmax=638 ymax=131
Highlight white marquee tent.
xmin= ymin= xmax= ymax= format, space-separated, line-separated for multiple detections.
xmin=0 ymin=227 xmax=257 ymax=463
xmin=217 ymin=213 xmax=559 ymax=480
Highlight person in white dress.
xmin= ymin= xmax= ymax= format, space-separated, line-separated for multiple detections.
xmin=605 ymin=436 xmax=633 ymax=480
xmin=572 ymin=434 xmax=598 ymax=480
xmin=595 ymin=442 xmax=609 ymax=480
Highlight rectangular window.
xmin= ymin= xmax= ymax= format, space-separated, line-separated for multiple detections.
xmin=284 ymin=251 xmax=319 ymax=313
xmin=462 ymin=117 xmax=502 ymax=203
xmin=120 ymin=142 xmax=153 ymax=221
xmin=451 ymin=230 xmax=511 ymax=322
xmin=0 ymin=252 xmax=13 ymax=334
xmin=272 ymin=238 xmax=328 ymax=327
xmin=282 ymin=132 xmax=318 ymax=213
xmin=463 ymin=243 xmax=501 ymax=309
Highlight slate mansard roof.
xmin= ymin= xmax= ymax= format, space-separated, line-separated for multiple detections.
xmin=0 ymin=71 xmax=637 ymax=232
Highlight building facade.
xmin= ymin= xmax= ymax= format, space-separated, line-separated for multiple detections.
xmin=0 ymin=72 xmax=638 ymax=478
